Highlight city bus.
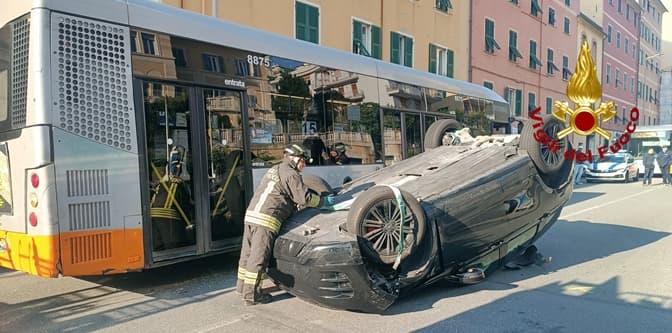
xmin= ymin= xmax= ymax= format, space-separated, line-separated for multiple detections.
xmin=0 ymin=0 xmax=508 ymax=277
xmin=629 ymin=124 xmax=672 ymax=176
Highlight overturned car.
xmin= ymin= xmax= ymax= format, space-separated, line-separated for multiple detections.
xmin=267 ymin=115 xmax=574 ymax=313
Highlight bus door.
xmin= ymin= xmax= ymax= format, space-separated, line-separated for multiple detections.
xmin=141 ymin=82 xmax=201 ymax=259
xmin=200 ymin=88 xmax=250 ymax=252
xmin=382 ymin=110 xmax=424 ymax=164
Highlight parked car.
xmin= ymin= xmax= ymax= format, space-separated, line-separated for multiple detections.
xmin=585 ymin=151 xmax=639 ymax=183
xmin=267 ymin=116 xmax=574 ymax=313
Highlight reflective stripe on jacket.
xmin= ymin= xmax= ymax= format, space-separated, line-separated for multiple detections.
xmin=244 ymin=158 xmax=320 ymax=233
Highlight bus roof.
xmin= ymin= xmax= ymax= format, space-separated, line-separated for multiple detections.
xmin=634 ymin=124 xmax=672 ymax=132
xmin=26 ymin=0 xmax=506 ymax=104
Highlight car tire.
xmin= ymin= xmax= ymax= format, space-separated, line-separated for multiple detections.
xmin=347 ymin=186 xmax=426 ymax=265
xmin=624 ymin=171 xmax=630 ymax=183
xmin=634 ymin=170 xmax=639 ymax=181
xmin=302 ymin=174 xmax=334 ymax=196
xmin=424 ymin=119 xmax=462 ymax=150
xmin=519 ymin=115 xmax=573 ymax=188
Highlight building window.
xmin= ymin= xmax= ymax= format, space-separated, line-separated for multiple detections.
xmin=607 ymin=25 xmax=612 ymax=42
xmin=172 ymin=48 xmax=187 ymax=67
xmin=623 ymin=73 xmax=628 ymax=91
xmin=547 ymin=48 xmax=559 ymax=75
xmin=528 ymin=92 xmax=536 ymax=113
xmin=435 ymin=0 xmax=452 ymax=12
xmin=429 ymin=44 xmax=454 ymax=78
xmin=616 ymin=32 xmax=621 ymax=48
xmin=563 ymin=17 xmax=570 ymax=34
xmin=295 ymin=1 xmax=319 ymax=44
xmin=484 ymin=19 xmax=500 ymax=54
xmin=548 ymin=8 xmax=556 ymax=26
xmin=353 ymin=20 xmax=381 ymax=59
xmin=546 ymin=97 xmax=553 ymax=114
xmin=484 ymin=81 xmax=494 ymax=90
xmin=529 ymin=40 xmax=542 ymax=70
xmin=505 ymin=87 xmax=523 ymax=116
xmin=130 ymin=31 xmax=137 ymax=53
xmin=391 ymin=32 xmax=413 ymax=67
xmin=510 ymin=0 xmax=519 ymax=5
xmin=626 ymin=5 xmax=630 ymax=20
xmin=618 ymin=0 xmax=622 ymax=12
xmin=531 ymin=0 xmax=542 ymax=16
xmin=203 ymin=54 xmax=224 ymax=72
xmin=508 ymin=31 xmax=522 ymax=62
xmin=141 ymin=33 xmax=156 ymax=55
xmin=615 ymin=68 xmax=620 ymax=88
xmin=235 ymin=58 xmax=250 ymax=76
xmin=562 ymin=55 xmax=571 ymax=80
xmin=606 ymin=64 xmax=611 ymax=84
xmin=152 ymin=83 xmax=162 ymax=97
xmin=625 ymin=38 xmax=629 ymax=54
xmin=565 ymin=0 xmax=571 ymax=7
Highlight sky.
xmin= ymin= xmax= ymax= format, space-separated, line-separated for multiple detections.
xmin=662 ymin=0 xmax=672 ymax=68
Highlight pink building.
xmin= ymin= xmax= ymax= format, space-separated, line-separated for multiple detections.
xmin=471 ymin=0 xmax=579 ymax=133
xmin=601 ymin=0 xmax=641 ymax=141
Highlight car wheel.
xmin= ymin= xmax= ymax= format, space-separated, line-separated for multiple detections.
xmin=634 ymin=170 xmax=639 ymax=181
xmin=519 ymin=115 xmax=573 ymax=188
xmin=623 ymin=171 xmax=630 ymax=183
xmin=302 ymin=174 xmax=334 ymax=196
xmin=424 ymin=119 xmax=462 ymax=150
xmin=347 ymin=186 xmax=426 ymax=265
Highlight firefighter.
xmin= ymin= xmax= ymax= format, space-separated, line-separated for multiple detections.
xmin=236 ymin=144 xmax=334 ymax=305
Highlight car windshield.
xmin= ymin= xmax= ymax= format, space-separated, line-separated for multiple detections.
xmin=597 ymin=155 xmax=625 ymax=163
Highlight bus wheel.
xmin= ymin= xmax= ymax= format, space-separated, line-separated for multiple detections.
xmin=424 ymin=119 xmax=462 ymax=150
xmin=346 ymin=186 xmax=426 ymax=265
xmin=302 ymin=174 xmax=334 ymax=195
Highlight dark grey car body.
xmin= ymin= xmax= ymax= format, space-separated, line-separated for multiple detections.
xmin=268 ymin=139 xmax=573 ymax=313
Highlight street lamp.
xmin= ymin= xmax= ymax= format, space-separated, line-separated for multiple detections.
xmin=645 ymin=53 xmax=664 ymax=60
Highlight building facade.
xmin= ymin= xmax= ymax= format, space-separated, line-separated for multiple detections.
xmin=661 ymin=69 xmax=672 ymax=124
xmin=598 ymin=0 xmax=641 ymax=146
xmin=636 ymin=0 xmax=667 ymax=126
xmin=160 ymin=0 xmax=471 ymax=81
xmin=470 ymin=0 xmax=579 ymax=136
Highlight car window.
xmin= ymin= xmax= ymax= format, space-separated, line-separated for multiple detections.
xmin=598 ymin=155 xmax=625 ymax=163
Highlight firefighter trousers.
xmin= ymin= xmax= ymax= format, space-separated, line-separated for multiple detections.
xmin=236 ymin=223 xmax=276 ymax=302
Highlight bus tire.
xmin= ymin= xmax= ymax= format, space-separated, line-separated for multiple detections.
xmin=302 ymin=174 xmax=334 ymax=196
xmin=424 ymin=119 xmax=462 ymax=150
xmin=346 ymin=186 xmax=426 ymax=265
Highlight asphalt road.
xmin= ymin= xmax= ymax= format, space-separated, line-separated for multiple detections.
xmin=2 ymin=181 xmax=671 ymax=333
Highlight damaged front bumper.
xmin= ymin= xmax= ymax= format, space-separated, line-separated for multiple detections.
xmin=268 ymin=235 xmax=397 ymax=313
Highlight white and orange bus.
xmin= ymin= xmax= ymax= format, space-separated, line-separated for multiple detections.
xmin=0 ymin=0 xmax=508 ymax=277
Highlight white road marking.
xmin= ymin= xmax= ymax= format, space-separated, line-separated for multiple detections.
xmin=561 ymin=187 xmax=658 ymax=220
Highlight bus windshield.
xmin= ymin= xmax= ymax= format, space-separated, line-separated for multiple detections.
xmin=629 ymin=128 xmax=672 ymax=158
xmin=0 ymin=21 xmax=9 ymax=125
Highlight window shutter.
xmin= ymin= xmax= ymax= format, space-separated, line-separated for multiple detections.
xmin=428 ymin=44 xmax=437 ymax=73
xmin=447 ymin=49 xmax=454 ymax=78
xmin=371 ymin=25 xmax=381 ymax=59
xmin=515 ymin=89 xmax=522 ymax=116
xmin=202 ymin=54 xmax=210 ymax=70
xmin=218 ymin=56 xmax=225 ymax=73
xmin=404 ymin=37 xmax=413 ymax=67
xmin=308 ymin=5 xmax=319 ymax=43
xmin=295 ymin=2 xmax=307 ymax=41
xmin=391 ymin=32 xmax=400 ymax=64
xmin=353 ymin=21 xmax=362 ymax=53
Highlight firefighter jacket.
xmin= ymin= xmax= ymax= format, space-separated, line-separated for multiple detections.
xmin=244 ymin=158 xmax=321 ymax=233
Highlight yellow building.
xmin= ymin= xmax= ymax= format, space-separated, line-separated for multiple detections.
xmin=159 ymin=0 xmax=470 ymax=81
